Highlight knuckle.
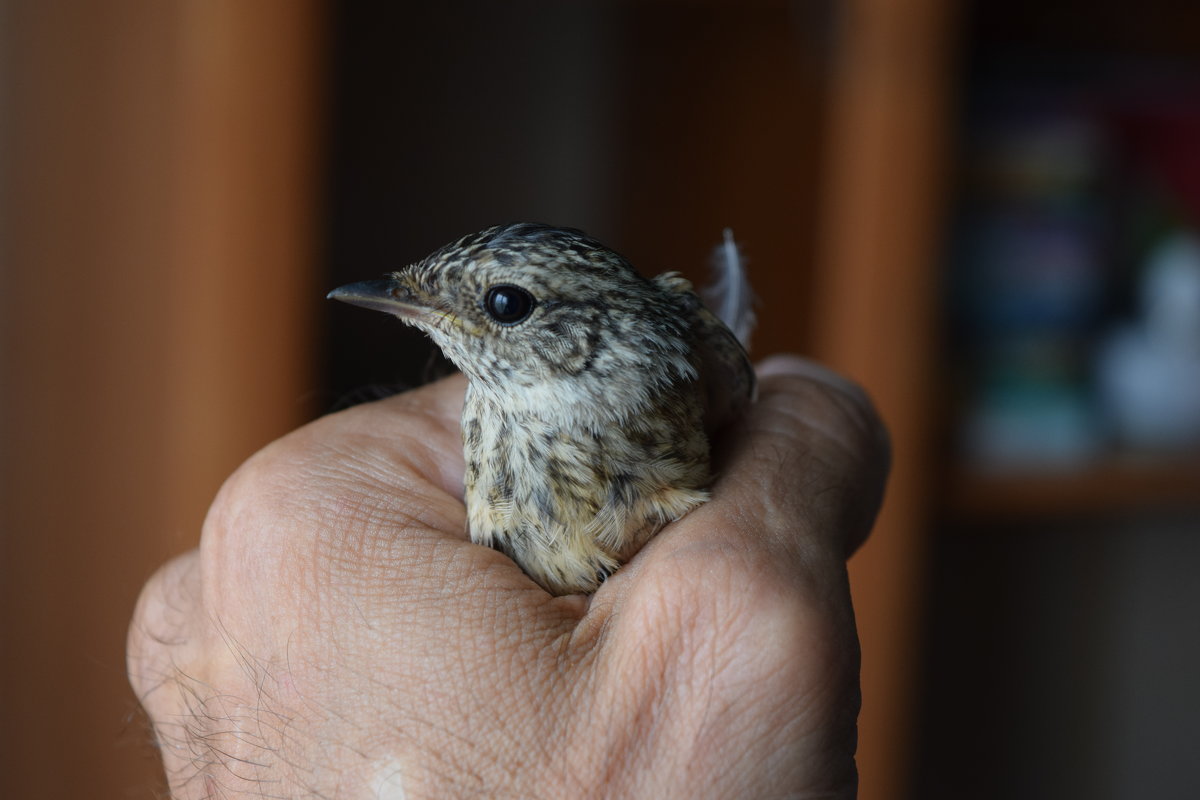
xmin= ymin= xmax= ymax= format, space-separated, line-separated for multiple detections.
xmin=127 ymin=551 xmax=200 ymax=706
xmin=200 ymin=425 xmax=336 ymax=566
xmin=128 ymin=554 xmax=306 ymax=797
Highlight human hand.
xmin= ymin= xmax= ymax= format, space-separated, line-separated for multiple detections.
xmin=127 ymin=355 xmax=889 ymax=799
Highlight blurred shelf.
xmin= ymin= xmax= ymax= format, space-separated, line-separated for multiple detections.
xmin=946 ymin=455 xmax=1200 ymax=520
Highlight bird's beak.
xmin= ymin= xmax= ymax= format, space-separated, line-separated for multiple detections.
xmin=326 ymin=277 xmax=433 ymax=323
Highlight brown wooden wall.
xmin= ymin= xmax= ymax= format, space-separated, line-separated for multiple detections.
xmin=0 ymin=2 xmax=322 ymax=796
xmin=813 ymin=1 xmax=954 ymax=796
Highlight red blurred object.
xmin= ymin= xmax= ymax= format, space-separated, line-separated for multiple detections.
xmin=1114 ymin=97 xmax=1200 ymax=225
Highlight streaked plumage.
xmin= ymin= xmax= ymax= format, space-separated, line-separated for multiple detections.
xmin=330 ymin=223 xmax=754 ymax=594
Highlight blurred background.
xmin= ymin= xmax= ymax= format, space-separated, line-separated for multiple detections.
xmin=1 ymin=0 xmax=1197 ymax=798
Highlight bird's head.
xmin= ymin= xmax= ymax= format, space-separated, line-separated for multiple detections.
xmin=329 ymin=223 xmax=699 ymax=410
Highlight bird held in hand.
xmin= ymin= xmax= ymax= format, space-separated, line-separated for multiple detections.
xmin=329 ymin=223 xmax=754 ymax=595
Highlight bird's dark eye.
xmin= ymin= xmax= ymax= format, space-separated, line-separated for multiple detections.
xmin=483 ymin=285 xmax=535 ymax=325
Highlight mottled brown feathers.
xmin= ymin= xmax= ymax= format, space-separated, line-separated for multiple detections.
xmin=330 ymin=223 xmax=754 ymax=594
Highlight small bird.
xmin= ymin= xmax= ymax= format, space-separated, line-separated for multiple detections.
xmin=329 ymin=223 xmax=755 ymax=595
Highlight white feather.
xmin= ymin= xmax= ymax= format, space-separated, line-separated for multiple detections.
xmin=701 ymin=228 xmax=756 ymax=348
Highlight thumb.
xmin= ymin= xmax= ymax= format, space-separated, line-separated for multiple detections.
xmin=634 ymin=354 xmax=890 ymax=588
xmin=725 ymin=355 xmax=891 ymax=559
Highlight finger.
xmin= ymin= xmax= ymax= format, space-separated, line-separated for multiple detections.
xmin=196 ymin=372 xmax=473 ymax=608
xmin=227 ymin=371 xmax=470 ymax=539
xmin=198 ymin=371 xmax=551 ymax=636
xmin=323 ymin=371 xmax=469 ymax=498
xmin=579 ymin=357 xmax=875 ymax=790
xmin=128 ymin=549 xmax=310 ymax=800
xmin=127 ymin=549 xmax=202 ymax=722
xmin=629 ymin=355 xmax=889 ymax=589
xmin=718 ymin=355 xmax=890 ymax=559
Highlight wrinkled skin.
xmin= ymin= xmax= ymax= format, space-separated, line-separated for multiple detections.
xmin=128 ymin=355 xmax=889 ymax=799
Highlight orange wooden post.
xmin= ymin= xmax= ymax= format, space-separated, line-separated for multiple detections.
xmin=0 ymin=2 xmax=322 ymax=796
xmin=812 ymin=0 xmax=956 ymax=797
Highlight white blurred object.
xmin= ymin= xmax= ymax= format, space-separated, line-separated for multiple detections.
xmin=1097 ymin=231 xmax=1200 ymax=450
xmin=703 ymin=228 xmax=756 ymax=349
xmin=1142 ymin=233 xmax=1200 ymax=350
